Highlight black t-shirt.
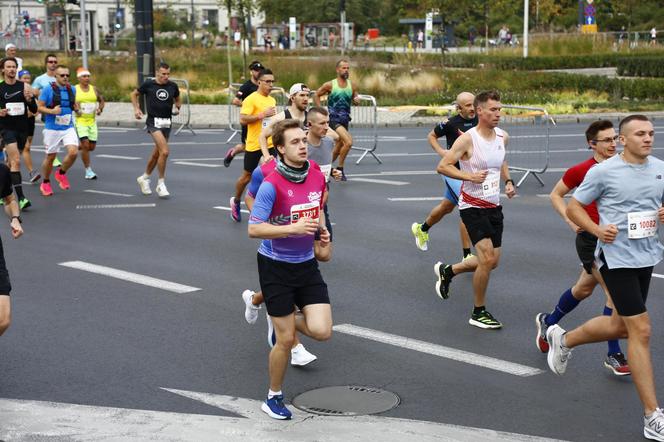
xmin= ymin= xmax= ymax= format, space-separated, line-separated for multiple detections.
xmin=138 ymin=80 xmax=180 ymax=120
xmin=235 ymin=80 xmax=258 ymax=102
xmin=433 ymin=114 xmax=478 ymax=169
xmin=0 ymin=164 xmax=12 ymax=199
xmin=0 ymin=81 xmax=38 ymax=133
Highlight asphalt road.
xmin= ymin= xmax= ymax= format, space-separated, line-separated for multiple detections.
xmin=1 ymin=121 xmax=663 ymax=441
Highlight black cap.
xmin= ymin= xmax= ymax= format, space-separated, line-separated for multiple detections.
xmin=249 ymin=61 xmax=263 ymax=71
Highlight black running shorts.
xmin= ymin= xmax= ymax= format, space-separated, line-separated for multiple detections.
xmin=0 ymin=238 xmax=12 ymax=294
xmin=257 ymin=253 xmax=330 ymax=317
xmin=575 ymin=231 xmax=597 ymax=274
xmin=599 ymin=252 xmax=652 ymax=317
xmin=243 ymin=147 xmax=276 ymax=173
xmin=0 ymin=130 xmax=27 ymax=152
xmin=459 ymin=206 xmax=504 ymax=248
xmin=146 ymin=123 xmax=171 ymax=140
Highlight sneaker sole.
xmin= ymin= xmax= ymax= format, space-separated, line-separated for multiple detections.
xmin=261 ymin=402 xmax=291 ymax=420
xmin=230 ymin=197 xmax=241 ymax=222
xmin=603 ymin=361 xmax=631 ymax=376
xmin=644 ymin=427 xmax=664 ymax=442
xmin=411 ymin=223 xmax=428 ymax=251
xmin=546 ymin=327 xmax=566 ymax=375
xmin=433 ymin=262 xmax=449 ymax=300
xmin=242 ymin=290 xmax=259 ymax=324
xmin=468 ymin=318 xmax=502 ymax=329
xmin=85 ymin=176 xmax=98 ymax=180
xmin=29 ymin=175 xmax=41 ymax=184
xmin=535 ymin=313 xmax=549 ymax=353
xmin=291 ymin=355 xmax=318 ymax=367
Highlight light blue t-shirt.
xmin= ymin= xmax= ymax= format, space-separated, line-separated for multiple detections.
xmin=574 ymin=154 xmax=664 ymax=269
xmin=39 ymin=84 xmax=75 ymax=130
xmin=32 ymin=73 xmax=56 ymax=91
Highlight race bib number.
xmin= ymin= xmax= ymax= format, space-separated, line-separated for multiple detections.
xmin=261 ymin=117 xmax=271 ymax=129
xmin=154 ymin=117 xmax=171 ymax=129
xmin=628 ymin=210 xmax=658 ymax=239
xmin=55 ymin=114 xmax=71 ymax=125
xmin=481 ymin=171 xmax=500 ymax=199
xmin=80 ymin=102 xmax=97 ymax=114
xmin=290 ymin=202 xmax=320 ymax=223
xmin=6 ymin=102 xmax=24 ymax=116
xmin=319 ymin=164 xmax=332 ymax=181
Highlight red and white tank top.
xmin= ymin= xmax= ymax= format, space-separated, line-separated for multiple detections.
xmin=458 ymin=127 xmax=506 ymax=210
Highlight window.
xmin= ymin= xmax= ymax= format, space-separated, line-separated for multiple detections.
xmin=203 ymin=9 xmax=218 ymax=30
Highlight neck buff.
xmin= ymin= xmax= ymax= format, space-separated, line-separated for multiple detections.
xmin=276 ymin=158 xmax=310 ymax=183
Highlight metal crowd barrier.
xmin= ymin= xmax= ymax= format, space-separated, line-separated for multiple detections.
xmin=500 ymin=105 xmax=555 ymax=187
xmin=225 ymin=84 xmax=289 ymax=144
xmin=144 ymin=77 xmax=194 ymax=136
xmin=349 ymin=94 xmax=380 ymax=164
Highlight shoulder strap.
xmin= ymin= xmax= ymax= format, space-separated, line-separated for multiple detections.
xmin=284 ymin=109 xmax=292 ymax=119
xmin=49 ymin=82 xmax=59 ymax=108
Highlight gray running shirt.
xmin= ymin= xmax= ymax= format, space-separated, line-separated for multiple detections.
xmin=574 ymin=154 xmax=664 ymax=269
xmin=308 ymin=136 xmax=334 ymax=181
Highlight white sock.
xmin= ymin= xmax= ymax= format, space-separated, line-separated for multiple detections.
xmin=268 ymin=389 xmax=282 ymax=399
xmin=141 ymin=173 xmax=149 ymax=180
xmin=158 ymin=178 xmax=165 ymax=185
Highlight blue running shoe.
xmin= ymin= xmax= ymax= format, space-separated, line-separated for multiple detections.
xmin=261 ymin=395 xmax=292 ymax=420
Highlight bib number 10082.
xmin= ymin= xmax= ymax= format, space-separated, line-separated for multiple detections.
xmin=628 ymin=210 xmax=658 ymax=239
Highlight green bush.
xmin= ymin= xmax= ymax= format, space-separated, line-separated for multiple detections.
xmin=616 ymin=57 xmax=664 ymax=77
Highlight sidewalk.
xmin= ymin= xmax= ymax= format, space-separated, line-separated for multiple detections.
xmin=97 ymin=102 xmax=664 ymax=129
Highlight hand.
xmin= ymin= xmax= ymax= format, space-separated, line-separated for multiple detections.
xmin=353 ymin=96 xmax=361 ymax=105
xmin=597 ymin=224 xmax=618 ymax=243
xmin=262 ymin=107 xmax=277 ymax=118
xmin=0 ymin=109 xmax=7 ymax=117
xmin=96 ymin=108 xmax=103 ymax=116
xmin=172 ymin=107 xmax=180 ymax=116
xmin=52 ymin=105 xmax=62 ymax=115
xmin=260 ymin=154 xmax=274 ymax=165
xmin=505 ymin=182 xmax=516 ymax=199
xmin=331 ymin=168 xmax=342 ymax=181
xmin=291 ymin=217 xmax=319 ymax=236
xmin=468 ymin=170 xmax=488 ymax=184
xmin=10 ymin=219 xmax=23 ymax=239
xmin=318 ymin=227 xmax=330 ymax=246
xmin=566 ymin=219 xmax=582 ymax=234
xmin=23 ymin=86 xmax=33 ymax=100
xmin=658 ymin=207 xmax=664 ymax=223
xmin=134 ymin=109 xmax=144 ymax=120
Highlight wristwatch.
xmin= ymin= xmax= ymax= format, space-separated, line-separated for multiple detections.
xmin=11 ymin=215 xmax=22 ymax=224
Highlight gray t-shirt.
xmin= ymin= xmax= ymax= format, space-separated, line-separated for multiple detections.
xmin=574 ymin=154 xmax=664 ymax=269
xmin=308 ymin=136 xmax=334 ymax=181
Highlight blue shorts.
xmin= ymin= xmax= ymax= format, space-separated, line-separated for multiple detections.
xmin=442 ymin=176 xmax=462 ymax=205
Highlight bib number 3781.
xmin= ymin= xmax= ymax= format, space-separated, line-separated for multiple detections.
xmin=628 ymin=210 xmax=658 ymax=239
xmin=290 ymin=202 xmax=320 ymax=223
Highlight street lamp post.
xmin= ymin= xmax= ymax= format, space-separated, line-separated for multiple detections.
xmin=81 ymin=0 xmax=88 ymax=68
xmin=191 ymin=0 xmax=195 ymax=48
xmin=523 ymin=0 xmax=529 ymax=58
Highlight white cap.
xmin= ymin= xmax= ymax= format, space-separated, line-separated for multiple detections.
xmin=5 ymin=43 xmax=16 ymax=51
xmin=289 ymin=83 xmax=309 ymax=97
xmin=77 ymin=67 xmax=91 ymax=77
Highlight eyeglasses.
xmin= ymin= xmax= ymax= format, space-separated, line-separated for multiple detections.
xmin=592 ymin=135 xmax=619 ymax=143
xmin=47 ymin=60 xmax=58 ymax=64
xmin=58 ymin=74 xmax=70 ymax=78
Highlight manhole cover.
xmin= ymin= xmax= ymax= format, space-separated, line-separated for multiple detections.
xmin=292 ymin=385 xmax=400 ymax=416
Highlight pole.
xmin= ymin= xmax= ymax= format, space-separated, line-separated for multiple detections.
xmin=340 ymin=10 xmax=346 ymax=55
xmin=523 ymin=0 xmax=529 ymax=58
xmin=190 ymin=0 xmax=195 ymax=48
xmin=226 ymin=3 xmax=232 ymax=86
xmin=81 ymin=0 xmax=88 ymax=68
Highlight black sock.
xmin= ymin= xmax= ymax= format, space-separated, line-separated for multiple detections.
xmin=336 ymin=166 xmax=344 ymax=171
xmin=10 ymin=172 xmax=24 ymax=200
xmin=421 ymin=222 xmax=431 ymax=232
xmin=444 ymin=265 xmax=455 ymax=280
xmin=43 ymin=179 xmax=50 ymax=183
xmin=473 ymin=306 xmax=485 ymax=315
xmin=463 ymin=248 xmax=471 ymax=258
xmin=58 ymin=167 xmax=66 ymax=175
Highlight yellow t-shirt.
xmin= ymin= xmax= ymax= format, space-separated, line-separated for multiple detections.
xmin=74 ymin=84 xmax=98 ymax=126
xmin=240 ymin=92 xmax=276 ymax=152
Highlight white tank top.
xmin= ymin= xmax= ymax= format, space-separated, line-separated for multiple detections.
xmin=458 ymin=126 xmax=506 ymax=209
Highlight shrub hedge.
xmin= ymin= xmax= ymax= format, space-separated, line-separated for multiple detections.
xmin=616 ymin=57 xmax=664 ymax=77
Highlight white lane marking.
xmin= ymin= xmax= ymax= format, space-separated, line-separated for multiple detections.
xmin=536 ymin=194 xmax=571 ymax=198
xmin=351 ymin=177 xmax=410 ymax=186
xmin=96 ymin=154 xmax=141 ymax=160
xmin=652 ymin=273 xmax=664 ymax=279
xmin=59 ymin=261 xmax=200 ymax=294
xmin=214 ymin=206 xmax=250 ymax=214
xmin=388 ymin=197 xmax=442 ymax=201
xmin=76 ymin=203 xmax=156 ymax=209
xmin=0 ymin=392 xmax=566 ymax=442
xmin=349 ymin=168 xmax=568 ymax=179
xmin=174 ymin=161 xmax=222 ymax=168
xmin=171 ymin=157 xmax=225 ymax=161
xmin=84 ymin=190 xmax=134 ymax=197
xmin=333 ymin=323 xmax=544 ymax=377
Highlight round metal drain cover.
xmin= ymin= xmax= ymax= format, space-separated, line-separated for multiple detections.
xmin=292 ymin=385 xmax=400 ymax=416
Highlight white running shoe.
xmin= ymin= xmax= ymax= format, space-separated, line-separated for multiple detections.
xmin=644 ymin=408 xmax=664 ymax=441
xmin=241 ymin=290 xmax=260 ymax=324
xmin=291 ymin=343 xmax=317 ymax=366
xmin=137 ymin=175 xmax=151 ymax=195
xmin=546 ymin=324 xmax=572 ymax=375
xmin=267 ymin=315 xmax=276 ymax=348
xmin=156 ymin=182 xmax=170 ymax=198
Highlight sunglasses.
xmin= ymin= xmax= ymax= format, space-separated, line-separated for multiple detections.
xmin=58 ymin=74 xmax=70 ymax=78
xmin=47 ymin=60 xmax=58 ymax=64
